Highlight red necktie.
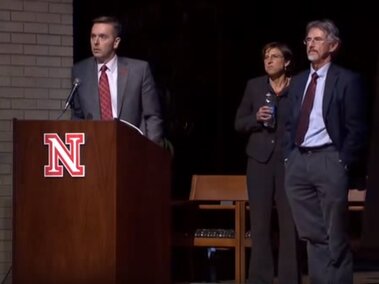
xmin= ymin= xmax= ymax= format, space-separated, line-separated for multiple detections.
xmin=99 ymin=65 xmax=113 ymax=120
xmin=295 ymin=72 xmax=319 ymax=145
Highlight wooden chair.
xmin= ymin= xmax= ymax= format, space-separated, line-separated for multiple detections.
xmin=348 ymin=189 xmax=366 ymax=211
xmin=173 ymin=175 xmax=366 ymax=283
xmin=348 ymin=188 xmax=366 ymax=252
xmin=173 ymin=175 xmax=248 ymax=283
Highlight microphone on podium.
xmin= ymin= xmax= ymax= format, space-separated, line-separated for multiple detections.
xmin=57 ymin=78 xmax=80 ymax=119
xmin=64 ymin=78 xmax=81 ymax=110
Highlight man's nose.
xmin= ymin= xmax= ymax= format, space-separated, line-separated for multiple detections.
xmin=93 ymin=37 xmax=99 ymax=45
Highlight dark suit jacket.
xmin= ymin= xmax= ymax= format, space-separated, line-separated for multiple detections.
xmin=284 ymin=64 xmax=368 ymax=167
xmin=235 ymin=75 xmax=290 ymax=163
xmin=71 ymin=56 xmax=163 ymax=144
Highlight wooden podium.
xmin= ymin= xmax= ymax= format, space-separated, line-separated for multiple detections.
xmin=13 ymin=119 xmax=171 ymax=284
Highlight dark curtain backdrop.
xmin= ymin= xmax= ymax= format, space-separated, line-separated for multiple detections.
xmin=73 ymin=1 xmax=378 ymax=204
xmin=362 ymin=53 xmax=379 ymax=254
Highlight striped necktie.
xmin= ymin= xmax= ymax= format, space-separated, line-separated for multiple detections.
xmin=295 ymin=72 xmax=319 ymax=145
xmin=99 ymin=65 xmax=113 ymax=120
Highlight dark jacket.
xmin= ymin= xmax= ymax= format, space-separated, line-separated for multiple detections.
xmin=235 ymin=75 xmax=291 ymax=163
xmin=284 ymin=64 xmax=368 ymax=167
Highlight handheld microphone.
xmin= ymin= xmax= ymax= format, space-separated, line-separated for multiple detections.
xmin=64 ymin=78 xmax=81 ymax=110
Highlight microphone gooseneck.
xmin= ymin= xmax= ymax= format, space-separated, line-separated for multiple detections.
xmin=56 ymin=78 xmax=81 ymax=119
xmin=64 ymin=78 xmax=81 ymax=110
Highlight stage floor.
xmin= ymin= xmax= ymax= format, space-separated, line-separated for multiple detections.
xmin=176 ymin=258 xmax=379 ymax=284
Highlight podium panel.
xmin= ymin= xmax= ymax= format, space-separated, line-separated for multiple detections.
xmin=13 ymin=120 xmax=171 ymax=284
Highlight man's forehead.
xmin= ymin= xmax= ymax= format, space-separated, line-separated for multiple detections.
xmin=92 ymin=23 xmax=113 ymax=31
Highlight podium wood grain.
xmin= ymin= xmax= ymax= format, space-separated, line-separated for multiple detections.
xmin=13 ymin=120 xmax=171 ymax=284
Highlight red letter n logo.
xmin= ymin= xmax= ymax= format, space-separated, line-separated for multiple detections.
xmin=44 ymin=133 xmax=85 ymax=177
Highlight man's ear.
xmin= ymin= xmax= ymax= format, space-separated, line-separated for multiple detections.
xmin=285 ymin=60 xmax=291 ymax=69
xmin=329 ymin=41 xmax=339 ymax=54
xmin=114 ymin=37 xmax=121 ymax=49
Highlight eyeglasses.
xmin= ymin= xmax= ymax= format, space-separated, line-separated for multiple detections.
xmin=303 ymin=37 xmax=326 ymax=45
xmin=264 ymin=54 xmax=284 ymax=61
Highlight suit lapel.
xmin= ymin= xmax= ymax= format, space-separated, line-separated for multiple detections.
xmin=88 ymin=58 xmax=101 ymax=118
xmin=294 ymin=72 xmax=309 ymax=116
xmin=323 ymin=64 xmax=338 ymax=118
xmin=117 ymin=58 xmax=129 ymax=117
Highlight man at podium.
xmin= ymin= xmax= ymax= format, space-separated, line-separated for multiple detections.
xmin=71 ymin=16 xmax=163 ymax=145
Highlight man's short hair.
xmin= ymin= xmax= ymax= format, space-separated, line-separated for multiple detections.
xmin=92 ymin=16 xmax=122 ymax=38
